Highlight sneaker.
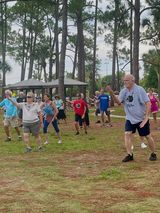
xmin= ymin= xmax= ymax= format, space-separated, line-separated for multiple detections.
xmin=85 ymin=131 xmax=87 ymax=134
xmin=149 ymin=153 xmax=157 ymax=161
xmin=58 ymin=140 xmax=62 ymax=144
xmin=18 ymin=136 xmax=22 ymax=141
xmin=75 ymin=132 xmax=79 ymax=135
xmin=5 ymin=137 xmax=11 ymax=142
xmin=141 ymin=142 xmax=147 ymax=149
xmin=131 ymin=145 xmax=134 ymax=150
xmin=24 ymin=147 xmax=32 ymax=153
xmin=106 ymin=123 xmax=112 ymax=127
xmin=44 ymin=141 xmax=49 ymax=145
xmin=38 ymin=146 xmax=43 ymax=151
xmin=122 ymin=154 xmax=134 ymax=162
xmin=96 ymin=120 xmax=101 ymax=123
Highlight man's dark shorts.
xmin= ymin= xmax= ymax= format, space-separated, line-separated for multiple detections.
xmin=75 ymin=114 xmax=84 ymax=123
xmin=125 ymin=120 xmax=150 ymax=136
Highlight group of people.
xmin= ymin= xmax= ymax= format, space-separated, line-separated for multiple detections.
xmin=0 ymin=73 xmax=158 ymax=162
xmin=0 ymin=91 xmax=66 ymax=152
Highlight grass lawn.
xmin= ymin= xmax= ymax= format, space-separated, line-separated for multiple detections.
xmin=0 ymin=106 xmax=160 ymax=213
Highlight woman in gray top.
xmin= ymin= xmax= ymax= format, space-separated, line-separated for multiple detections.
xmin=8 ymin=92 xmax=43 ymax=153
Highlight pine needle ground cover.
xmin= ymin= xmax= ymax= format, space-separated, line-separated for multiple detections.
xmin=0 ymin=106 xmax=160 ymax=213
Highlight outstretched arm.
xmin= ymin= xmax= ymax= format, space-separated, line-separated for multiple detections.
xmin=106 ymin=85 xmax=121 ymax=105
xmin=7 ymin=97 xmax=21 ymax=109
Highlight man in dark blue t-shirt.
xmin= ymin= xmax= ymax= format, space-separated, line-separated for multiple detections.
xmin=98 ymin=89 xmax=111 ymax=126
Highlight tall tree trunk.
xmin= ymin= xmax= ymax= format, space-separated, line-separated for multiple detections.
xmin=58 ymin=0 xmax=68 ymax=100
xmin=55 ymin=0 xmax=60 ymax=79
xmin=77 ymin=11 xmax=85 ymax=93
xmin=1 ymin=2 xmax=7 ymax=88
xmin=21 ymin=12 xmax=26 ymax=81
xmin=28 ymin=32 xmax=37 ymax=79
xmin=130 ymin=0 xmax=133 ymax=74
xmin=72 ymin=36 xmax=78 ymax=79
xmin=91 ymin=0 xmax=98 ymax=96
xmin=132 ymin=0 xmax=140 ymax=84
xmin=116 ymin=52 xmax=120 ymax=91
xmin=111 ymin=7 xmax=118 ymax=91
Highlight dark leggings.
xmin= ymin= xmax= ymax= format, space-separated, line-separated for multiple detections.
xmin=43 ymin=119 xmax=59 ymax=133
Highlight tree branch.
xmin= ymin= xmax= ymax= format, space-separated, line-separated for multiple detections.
xmin=140 ymin=6 xmax=160 ymax=15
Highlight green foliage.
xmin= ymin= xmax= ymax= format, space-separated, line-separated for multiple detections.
xmin=142 ymin=49 xmax=160 ymax=89
xmin=69 ymin=0 xmax=86 ymax=12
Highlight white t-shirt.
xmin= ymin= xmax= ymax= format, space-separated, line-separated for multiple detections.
xmin=18 ymin=102 xmax=41 ymax=123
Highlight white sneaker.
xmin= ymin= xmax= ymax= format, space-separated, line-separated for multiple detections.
xmin=44 ymin=141 xmax=49 ymax=145
xmin=131 ymin=145 xmax=134 ymax=150
xmin=141 ymin=142 xmax=147 ymax=149
xmin=58 ymin=140 xmax=62 ymax=144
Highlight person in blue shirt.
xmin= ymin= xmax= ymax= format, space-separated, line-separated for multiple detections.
xmin=54 ymin=95 xmax=66 ymax=123
xmin=0 ymin=90 xmax=21 ymax=142
xmin=98 ymin=89 xmax=111 ymax=126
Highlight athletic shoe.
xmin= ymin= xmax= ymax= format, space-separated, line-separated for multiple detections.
xmin=141 ymin=142 xmax=147 ymax=149
xmin=24 ymin=147 xmax=32 ymax=153
xmin=106 ymin=123 xmax=112 ymax=127
xmin=131 ymin=145 xmax=134 ymax=150
xmin=38 ymin=146 xmax=43 ymax=151
xmin=18 ymin=136 xmax=22 ymax=141
xmin=58 ymin=140 xmax=62 ymax=144
xmin=149 ymin=153 xmax=157 ymax=161
xmin=96 ymin=120 xmax=101 ymax=123
xmin=75 ymin=132 xmax=79 ymax=135
xmin=5 ymin=137 xmax=11 ymax=142
xmin=44 ymin=141 xmax=49 ymax=145
xmin=85 ymin=131 xmax=87 ymax=134
xmin=122 ymin=154 xmax=134 ymax=162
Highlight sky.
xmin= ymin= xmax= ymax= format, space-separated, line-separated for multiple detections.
xmin=5 ymin=0 xmax=154 ymax=84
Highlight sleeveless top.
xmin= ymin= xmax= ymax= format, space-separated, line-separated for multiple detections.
xmin=43 ymin=101 xmax=54 ymax=122
xmin=149 ymin=95 xmax=158 ymax=113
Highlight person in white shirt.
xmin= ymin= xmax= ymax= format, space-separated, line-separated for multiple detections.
xmin=7 ymin=92 xmax=43 ymax=153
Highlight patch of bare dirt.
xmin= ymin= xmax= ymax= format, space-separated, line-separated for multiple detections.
xmin=54 ymin=151 xmax=118 ymax=178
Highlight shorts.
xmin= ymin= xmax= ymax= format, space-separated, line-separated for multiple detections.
xmin=57 ymin=109 xmax=66 ymax=120
xmin=125 ymin=120 xmax=150 ymax=137
xmin=3 ymin=117 xmax=19 ymax=128
xmin=100 ymin=109 xmax=110 ymax=116
xmin=23 ymin=121 xmax=40 ymax=136
xmin=75 ymin=114 xmax=84 ymax=123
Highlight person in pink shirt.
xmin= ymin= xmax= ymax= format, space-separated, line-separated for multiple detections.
xmin=148 ymin=88 xmax=160 ymax=129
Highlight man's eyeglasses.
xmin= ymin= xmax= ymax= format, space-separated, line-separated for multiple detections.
xmin=27 ymin=96 xmax=32 ymax=98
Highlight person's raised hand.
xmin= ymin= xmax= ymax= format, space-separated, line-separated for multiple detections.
xmin=106 ymin=85 xmax=113 ymax=94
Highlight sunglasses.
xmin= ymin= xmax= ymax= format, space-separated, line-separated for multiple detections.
xmin=27 ymin=96 xmax=32 ymax=98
